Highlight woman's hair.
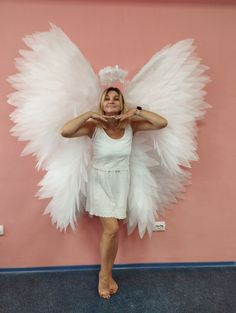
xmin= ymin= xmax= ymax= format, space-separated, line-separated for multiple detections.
xmin=98 ymin=86 xmax=127 ymax=115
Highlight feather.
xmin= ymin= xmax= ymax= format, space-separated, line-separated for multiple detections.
xmin=7 ymin=24 xmax=101 ymax=230
xmin=124 ymin=39 xmax=211 ymax=238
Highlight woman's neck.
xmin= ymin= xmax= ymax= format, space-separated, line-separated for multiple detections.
xmin=105 ymin=118 xmax=120 ymax=129
xmin=103 ymin=112 xmax=121 ymax=129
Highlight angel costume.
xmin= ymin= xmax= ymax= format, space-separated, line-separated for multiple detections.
xmin=85 ymin=125 xmax=132 ymax=219
xmin=7 ymin=24 xmax=211 ymax=238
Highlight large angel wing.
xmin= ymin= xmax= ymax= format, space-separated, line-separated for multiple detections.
xmin=7 ymin=24 xmax=101 ymax=231
xmin=124 ymin=39 xmax=211 ymax=238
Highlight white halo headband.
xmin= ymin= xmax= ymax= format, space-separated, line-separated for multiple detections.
xmin=98 ymin=65 xmax=128 ymax=87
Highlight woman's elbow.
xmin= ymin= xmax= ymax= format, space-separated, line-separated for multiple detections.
xmin=158 ymin=119 xmax=168 ymax=129
xmin=60 ymin=129 xmax=70 ymax=138
xmin=163 ymin=119 xmax=168 ymax=127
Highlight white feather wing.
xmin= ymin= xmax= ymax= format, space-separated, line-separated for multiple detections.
xmin=7 ymin=24 xmax=101 ymax=231
xmin=124 ymin=39 xmax=211 ymax=238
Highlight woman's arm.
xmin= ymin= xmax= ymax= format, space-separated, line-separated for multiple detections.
xmin=60 ymin=111 xmax=107 ymax=138
xmin=118 ymin=108 xmax=168 ymax=133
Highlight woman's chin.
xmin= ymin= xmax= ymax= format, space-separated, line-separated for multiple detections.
xmin=104 ymin=111 xmax=120 ymax=116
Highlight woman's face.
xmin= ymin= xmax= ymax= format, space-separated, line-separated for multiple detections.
xmin=102 ymin=90 xmax=121 ymax=115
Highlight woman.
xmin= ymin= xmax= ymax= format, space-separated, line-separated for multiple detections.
xmin=60 ymin=86 xmax=168 ymax=299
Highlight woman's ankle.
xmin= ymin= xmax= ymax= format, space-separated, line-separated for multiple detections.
xmin=99 ymin=269 xmax=112 ymax=278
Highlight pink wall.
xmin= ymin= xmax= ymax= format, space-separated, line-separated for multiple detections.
xmin=1 ymin=0 xmax=236 ymax=268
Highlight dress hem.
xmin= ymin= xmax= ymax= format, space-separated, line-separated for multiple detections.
xmin=87 ymin=212 xmax=126 ymax=220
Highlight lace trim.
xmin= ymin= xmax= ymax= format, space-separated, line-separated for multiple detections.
xmin=87 ymin=212 xmax=126 ymax=219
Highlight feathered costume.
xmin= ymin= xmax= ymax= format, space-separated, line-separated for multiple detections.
xmin=7 ymin=24 xmax=211 ymax=238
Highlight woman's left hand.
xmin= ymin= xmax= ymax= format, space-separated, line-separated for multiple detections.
xmin=114 ymin=108 xmax=137 ymax=121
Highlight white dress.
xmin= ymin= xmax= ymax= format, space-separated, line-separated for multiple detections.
xmin=85 ymin=124 xmax=133 ymax=219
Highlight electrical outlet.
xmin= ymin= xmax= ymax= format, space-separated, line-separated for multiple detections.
xmin=152 ymin=221 xmax=165 ymax=232
xmin=0 ymin=225 xmax=4 ymax=236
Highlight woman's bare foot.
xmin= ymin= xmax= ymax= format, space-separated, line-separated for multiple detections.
xmin=109 ymin=276 xmax=118 ymax=294
xmin=98 ymin=271 xmax=111 ymax=299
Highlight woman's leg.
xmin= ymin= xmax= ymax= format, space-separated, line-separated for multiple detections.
xmin=98 ymin=217 xmax=119 ymax=298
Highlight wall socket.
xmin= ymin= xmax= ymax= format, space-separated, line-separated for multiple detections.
xmin=0 ymin=225 xmax=4 ymax=235
xmin=152 ymin=221 xmax=165 ymax=232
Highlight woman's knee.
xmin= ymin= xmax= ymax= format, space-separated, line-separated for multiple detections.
xmin=100 ymin=218 xmax=119 ymax=236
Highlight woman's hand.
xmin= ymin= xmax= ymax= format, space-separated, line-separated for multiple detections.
xmin=114 ymin=108 xmax=137 ymax=121
xmin=90 ymin=112 xmax=109 ymax=122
